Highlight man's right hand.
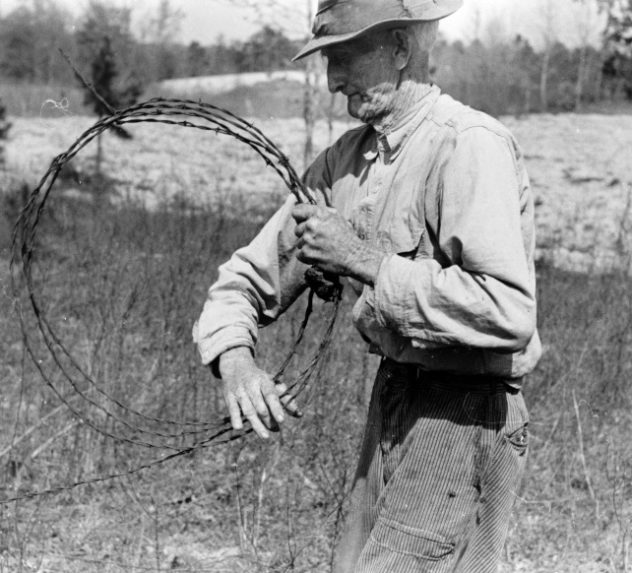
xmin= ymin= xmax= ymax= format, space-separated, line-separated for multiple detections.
xmin=218 ymin=347 xmax=299 ymax=439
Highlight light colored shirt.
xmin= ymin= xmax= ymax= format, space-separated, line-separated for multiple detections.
xmin=193 ymin=86 xmax=542 ymax=380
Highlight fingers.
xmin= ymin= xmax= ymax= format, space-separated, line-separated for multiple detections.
xmin=295 ymin=249 xmax=311 ymax=265
xmin=239 ymin=394 xmax=271 ymax=439
xmin=225 ymin=392 xmax=243 ymax=431
xmin=291 ymin=204 xmax=319 ymax=223
xmin=223 ymin=378 xmax=269 ymax=439
xmin=276 ymin=382 xmax=303 ymax=419
xmin=294 ymin=221 xmax=306 ymax=239
xmin=261 ymin=379 xmax=286 ymax=425
xmin=223 ymin=374 xmax=302 ymax=440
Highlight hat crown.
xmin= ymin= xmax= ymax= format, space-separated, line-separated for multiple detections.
xmin=313 ymin=0 xmax=461 ymax=37
xmin=293 ymin=0 xmax=462 ymax=60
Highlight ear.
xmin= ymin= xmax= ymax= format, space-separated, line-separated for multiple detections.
xmin=390 ymin=28 xmax=412 ymax=71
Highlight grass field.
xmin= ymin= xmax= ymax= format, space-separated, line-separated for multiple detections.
xmin=1 ymin=103 xmax=632 ymax=572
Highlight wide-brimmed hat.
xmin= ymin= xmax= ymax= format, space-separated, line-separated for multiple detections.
xmin=293 ymin=0 xmax=462 ymax=61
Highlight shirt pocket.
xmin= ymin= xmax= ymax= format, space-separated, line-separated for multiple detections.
xmin=374 ymin=177 xmax=426 ymax=256
xmin=375 ymin=220 xmax=424 ymax=257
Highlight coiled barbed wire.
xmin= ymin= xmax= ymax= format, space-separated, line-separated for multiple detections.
xmin=5 ymin=97 xmax=342 ymax=502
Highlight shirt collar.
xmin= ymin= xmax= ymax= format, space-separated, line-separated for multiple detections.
xmin=370 ymin=84 xmax=441 ymax=162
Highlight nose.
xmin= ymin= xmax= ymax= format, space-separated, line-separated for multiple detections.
xmin=326 ymin=60 xmax=346 ymax=94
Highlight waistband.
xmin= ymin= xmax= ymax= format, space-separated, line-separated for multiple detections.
xmin=381 ymin=359 xmax=522 ymax=395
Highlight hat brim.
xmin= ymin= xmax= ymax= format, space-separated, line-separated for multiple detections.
xmin=292 ymin=0 xmax=462 ymax=63
xmin=292 ymin=18 xmax=416 ymax=62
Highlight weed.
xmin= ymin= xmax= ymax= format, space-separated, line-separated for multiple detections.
xmin=1 ymin=111 xmax=632 ymax=571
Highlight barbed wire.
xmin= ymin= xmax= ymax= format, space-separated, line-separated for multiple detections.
xmin=4 ymin=97 xmax=342 ymax=504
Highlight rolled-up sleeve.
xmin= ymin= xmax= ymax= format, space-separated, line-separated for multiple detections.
xmin=193 ymin=197 xmax=306 ymax=365
xmin=193 ymin=150 xmax=333 ymax=366
xmin=363 ymin=127 xmax=536 ymax=352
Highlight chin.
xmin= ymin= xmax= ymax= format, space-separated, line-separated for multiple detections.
xmin=347 ymin=102 xmax=376 ymax=124
xmin=346 ymin=97 xmax=388 ymax=125
xmin=346 ymin=99 xmax=360 ymax=120
xmin=353 ymin=109 xmax=382 ymax=125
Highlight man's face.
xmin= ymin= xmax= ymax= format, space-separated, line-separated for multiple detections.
xmin=323 ymin=33 xmax=399 ymax=124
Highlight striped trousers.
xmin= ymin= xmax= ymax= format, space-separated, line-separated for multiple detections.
xmin=333 ymin=359 xmax=529 ymax=573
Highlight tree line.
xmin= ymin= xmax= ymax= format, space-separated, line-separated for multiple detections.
xmin=0 ymin=0 xmax=631 ymax=117
xmin=0 ymin=1 xmax=301 ymax=87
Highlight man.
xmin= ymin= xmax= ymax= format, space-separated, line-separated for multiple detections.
xmin=194 ymin=0 xmax=542 ymax=570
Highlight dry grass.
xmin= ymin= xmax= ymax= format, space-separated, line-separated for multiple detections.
xmin=1 ymin=107 xmax=632 ymax=572
xmin=5 ymin=110 xmax=632 ymax=267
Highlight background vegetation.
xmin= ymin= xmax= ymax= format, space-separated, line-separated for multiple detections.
xmin=1 ymin=0 xmax=632 ymax=571
xmin=1 ymin=0 xmax=632 ymax=118
xmin=1 ymin=157 xmax=632 ymax=572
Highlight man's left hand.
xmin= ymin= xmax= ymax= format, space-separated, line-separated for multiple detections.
xmin=292 ymin=204 xmax=384 ymax=286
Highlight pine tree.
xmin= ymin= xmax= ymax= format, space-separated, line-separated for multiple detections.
xmin=87 ymin=36 xmax=119 ymax=116
xmin=79 ymin=33 xmax=133 ymax=174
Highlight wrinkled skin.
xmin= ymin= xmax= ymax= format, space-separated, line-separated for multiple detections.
xmin=292 ymin=204 xmax=383 ymax=284
xmin=219 ymin=347 xmax=298 ymax=439
xmin=218 ymin=202 xmax=385 ymax=438
xmin=218 ymin=29 xmax=415 ymax=438
xmin=323 ymin=33 xmax=401 ymax=124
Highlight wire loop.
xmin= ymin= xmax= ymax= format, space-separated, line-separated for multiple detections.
xmin=6 ymin=98 xmax=341 ymax=502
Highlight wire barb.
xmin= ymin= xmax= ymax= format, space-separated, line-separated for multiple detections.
xmin=5 ymin=97 xmax=341 ymax=504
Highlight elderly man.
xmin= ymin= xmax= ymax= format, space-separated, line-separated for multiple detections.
xmin=194 ymin=0 xmax=542 ymax=570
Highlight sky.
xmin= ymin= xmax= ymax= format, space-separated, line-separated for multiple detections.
xmin=0 ymin=0 xmax=605 ymax=49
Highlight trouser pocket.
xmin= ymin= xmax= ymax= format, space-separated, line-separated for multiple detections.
xmin=356 ymin=518 xmax=455 ymax=572
xmin=503 ymin=391 xmax=529 ymax=457
xmin=505 ymin=422 xmax=528 ymax=456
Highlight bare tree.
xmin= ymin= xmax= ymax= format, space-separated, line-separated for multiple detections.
xmin=302 ymin=0 xmax=318 ymax=167
xmin=138 ymin=0 xmax=185 ymax=80
xmin=147 ymin=0 xmax=184 ymax=44
xmin=216 ymin=0 xmax=322 ymax=169
xmin=570 ymin=0 xmax=603 ymax=110
xmin=537 ymin=0 xmax=559 ymax=111
xmin=461 ymin=3 xmax=484 ymax=45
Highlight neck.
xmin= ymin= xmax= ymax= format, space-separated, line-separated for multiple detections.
xmin=371 ymin=78 xmax=433 ymax=134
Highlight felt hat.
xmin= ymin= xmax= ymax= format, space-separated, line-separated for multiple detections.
xmin=293 ymin=0 xmax=462 ymax=61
